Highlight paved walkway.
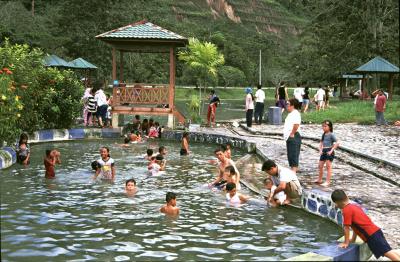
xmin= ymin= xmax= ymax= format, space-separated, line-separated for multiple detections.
xmin=189 ymin=126 xmax=400 ymax=249
xmin=245 ymin=123 xmax=400 ymax=168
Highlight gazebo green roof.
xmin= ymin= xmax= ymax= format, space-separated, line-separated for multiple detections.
xmin=68 ymin=58 xmax=97 ymax=69
xmin=43 ymin=54 xmax=71 ymax=67
xmin=355 ymin=56 xmax=399 ymax=73
xmin=96 ymin=20 xmax=188 ymax=46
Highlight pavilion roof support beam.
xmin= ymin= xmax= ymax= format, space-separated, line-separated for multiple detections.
xmin=112 ymin=48 xmax=117 ymax=81
xmin=169 ymin=47 xmax=175 ymax=110
xmin=119 ymin=51 xmax=124 ymax=82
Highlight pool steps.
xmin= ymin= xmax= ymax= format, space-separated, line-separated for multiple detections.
xmin=0 ymin=127 xmax=373 ymax=261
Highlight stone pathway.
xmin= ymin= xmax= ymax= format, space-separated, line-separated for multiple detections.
xmin=189 ymin=126 xmax=400 ymax=249
xmin=246 ymin=123 xmax=400 ymax=168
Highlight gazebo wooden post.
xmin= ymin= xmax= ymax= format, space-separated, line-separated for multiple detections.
xmin=119 ymin=51 xmax=124 ymax=83
xmin=387 ymin=74 xmax=394 ymax=100
xmin=167 ymin=47 xmax=176 ymax=128
xmin=111 ymin=47 xmax=118 ymax=128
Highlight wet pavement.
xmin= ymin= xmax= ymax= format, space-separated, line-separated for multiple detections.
xmin=246 ymin=123 xmax=400 ymax=168
xmin=189 ymin=125 xmax=400 ymax=249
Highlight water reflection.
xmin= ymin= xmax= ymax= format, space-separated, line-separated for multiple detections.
xmin=1 ymin=140 xmax=339 ymax=260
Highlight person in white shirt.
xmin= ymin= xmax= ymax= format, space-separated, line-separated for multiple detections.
xmin=315 ymin=85 xmax=326 ymax=111
xmin=283 ymin=98 xmax=302 ymax=173
xmin=293 ymin=83 xmax=305 ymax=107
xmin=254 ymin=84 xmax=266 ymax=124
xmin=245 ymin=87 xmax=254 ymax=127
xmin=94 ymin=86 xmax=108 ymax=128
xmin=262 ymin=160 xmax=302 ymax=205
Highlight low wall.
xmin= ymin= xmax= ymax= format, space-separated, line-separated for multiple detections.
xmin=0 ymin=128 xmax=372 ymax=261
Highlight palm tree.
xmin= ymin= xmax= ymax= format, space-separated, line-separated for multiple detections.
xmin=178 ymin=38 xmax=224 ymax=115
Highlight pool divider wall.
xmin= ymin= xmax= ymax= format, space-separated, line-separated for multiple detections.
xmin=0 ymin=128 xmax=372 ymax=261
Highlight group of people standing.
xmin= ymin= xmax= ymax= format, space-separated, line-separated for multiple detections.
xmin=82 ymin=84 xmax=112 ymax=128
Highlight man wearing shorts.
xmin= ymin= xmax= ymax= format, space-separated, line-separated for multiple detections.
xmin=262 ymin=159 xmax=302 ymax=205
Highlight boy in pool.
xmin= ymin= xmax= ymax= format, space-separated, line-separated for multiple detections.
xmin=125 ymin=178 xmax=137 ymax=197
xmin=91 ymin=160 xmax=100 ymax=172
xmin=145 ymin=149 xmax=155 ymax=161
xmin=223 ymin=166 xmax=241 ymax=190
xmin=160 ymin=192 xmax=179 ymax=216
xmin=331 ymin=189 xmax=400 ymax=261
xmin=263 ymin=177 xmax=289 ymax=207
xmin=44 ymin=149 xmax=61 ymax=179
xmin=225 ymin=182 xmax=249 ymax=205
xmin=180 ymin=132 xmax=190 ymax=156
xmin=158 ymin=146 xmax=167 ymax=157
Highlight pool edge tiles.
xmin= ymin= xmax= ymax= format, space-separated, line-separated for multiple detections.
xmin=0 ymin=127 xmax=373 ymax=261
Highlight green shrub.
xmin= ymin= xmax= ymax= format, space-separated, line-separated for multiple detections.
xmin=0 ymin=39 xmax=83 ymax=145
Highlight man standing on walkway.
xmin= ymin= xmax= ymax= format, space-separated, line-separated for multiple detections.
xmin=283 ymin=98 xmax=302 ymax=174
xmin=293 ymin=83 xmax=305 ymax=109
xmin=375 ymin=89 xmax=387 ymax=126
xmin=254 ymin=84 xmax=265 ymax=124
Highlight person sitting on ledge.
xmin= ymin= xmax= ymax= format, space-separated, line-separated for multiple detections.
xmin=331 ymin=189 xmax=400 ymax=261
xmin=261 ymin=160 xmax=302 ymax=205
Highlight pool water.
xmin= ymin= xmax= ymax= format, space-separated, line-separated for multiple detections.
xmin=1 ymin=139 xmax=339 ymax=261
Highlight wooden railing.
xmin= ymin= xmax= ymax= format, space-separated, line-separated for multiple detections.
xmin=113 ymin=83 xmax=169 ymax=106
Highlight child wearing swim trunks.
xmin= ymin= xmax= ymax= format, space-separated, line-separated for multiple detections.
xmin=160 ymin=192 xmax=179 ymax=216
xmin=225 ymin=182 xmax=249 ymax=205
xmin=93 ymin=147 xmax=115 ymax=181
xmin=263 ymin=177 xmax=289 ymax=207
xmin=331 ymin=190 xmax=400 ymax=261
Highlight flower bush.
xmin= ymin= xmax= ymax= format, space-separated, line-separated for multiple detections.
xmin=0 ymin=39 xmax=84 ymax=146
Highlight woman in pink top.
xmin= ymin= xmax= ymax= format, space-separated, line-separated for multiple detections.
xmin=245 ymin=87 xmax=254 ymax=127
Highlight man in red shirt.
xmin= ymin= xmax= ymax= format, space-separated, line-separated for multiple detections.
xmin=331 ymin=189 xmax=399 ymax=261
xmin=375 ymin=89 xmax=387 ymax=126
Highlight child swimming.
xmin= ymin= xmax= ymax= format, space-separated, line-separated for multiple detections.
xmin=224 ymin=166 xmax=241 ymax=190
xmin=225 ymin=182 xmax=249 ymax=205
xmin=125 ymin=178 xmax=137 ymax=197
xmin=263 ymin=177 xmax=289 ymax=207
xmin=17 ymin=133 xmax=30 ymax=165
xmin=93 ymin=147 xmax=115 ymax=181
xmin=145 ymin=149 xmax=155 ymax=161
xmin=160 ymin=192 xmax=179 ymax=216
xmin=44 ymin=149 xmax=61 ymax=179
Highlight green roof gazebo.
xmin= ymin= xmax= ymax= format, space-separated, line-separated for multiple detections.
xmin=43 ymin=54 xmax=71 ymax=68
xmin=96 ymin=20 xmax=188 ymax=127
xmin=354 ymin=56 xmax=399 ymax=100
xmin=68 ymin=58 xmax=98 ymax=87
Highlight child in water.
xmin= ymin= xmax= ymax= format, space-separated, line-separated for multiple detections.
xmin=225 ymin=182 xmax=249 ymax=205
xmin=17 ymin=133 xmax=30 ymax=165
xmin=224 ymin=166 xmax=241 ymax=190
xmin=263 ymin=177 xmax=289 ymax=207
xmin=125 ymin=178 xmax=137 ymax=197
xmin=145 ymin=149 xmax=154 ymax=161
xmin=44 ymin=149 xmax=61 ymax=179
xmin=331 ymin=189 xmax=400 ymax=261
xmin=180 ymin=132 xmax=190 ymax=156
xmin=93 ymin=147 xmax=115 ymax=181
xmin=160 ymin=192 xmax=179 ymax=216
xmin=315 ymin=120 xmax=339 ymax=187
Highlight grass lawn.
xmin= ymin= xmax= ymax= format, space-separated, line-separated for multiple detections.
xmin=175 ymin=87 xmax=400 ymax=124
xmin=300 ymin=99 xmax=400 ymax=124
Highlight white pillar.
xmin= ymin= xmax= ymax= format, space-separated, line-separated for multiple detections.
xmin=112 ymin=113 xmax=119 ymax=128
xmin=167 ymin=114 xmax=174 ymax=128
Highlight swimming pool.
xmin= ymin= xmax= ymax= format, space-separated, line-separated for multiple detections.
xmin=0 ymin=139 xmax=339 ymax=261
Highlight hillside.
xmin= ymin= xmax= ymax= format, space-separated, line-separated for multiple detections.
xmin=0 ymin=0 xmax=310 ymax=86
